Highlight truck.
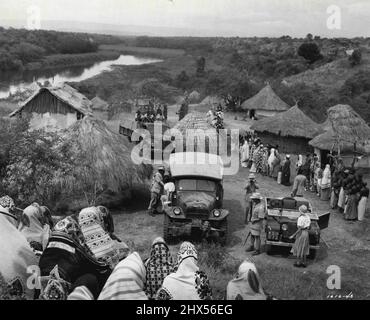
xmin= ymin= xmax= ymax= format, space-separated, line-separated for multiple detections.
xmin=163 ymin=152 xmax=229 ymax=245
xmin=264 ymin=196 xmax=330 ymax=259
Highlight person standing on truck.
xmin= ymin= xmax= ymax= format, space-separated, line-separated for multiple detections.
xmin=148 ymin=166 xmax=165 ymax=216
xmin=244 ymin=174 xmax=259 ymax=224
xmin=289 ymin=205 xmax=311 ymax=268
xmin=245 ymin=193 xmax=265 ymax=256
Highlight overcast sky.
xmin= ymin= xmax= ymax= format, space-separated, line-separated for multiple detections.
xmin=0 ymin=0 xmax=369 ymax=37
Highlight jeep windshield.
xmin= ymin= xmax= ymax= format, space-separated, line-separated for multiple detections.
xmin=177 ymin=179 xmax=216 ymax=192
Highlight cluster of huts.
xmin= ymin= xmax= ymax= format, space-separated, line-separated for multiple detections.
xmin=7 ymin=82 xmax=370 ymax=169
xmin=243 ymin=84 xmax=370 ymax=168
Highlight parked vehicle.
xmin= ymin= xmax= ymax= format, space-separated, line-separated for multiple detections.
xmin=264 ymin=196 xmax=330 ymax=259
xmin=163 ymin=152 xmax=229 ymax=244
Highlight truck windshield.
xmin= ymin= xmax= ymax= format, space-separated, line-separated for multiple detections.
xmin=178 ymin=179 xmax=216 ymax=192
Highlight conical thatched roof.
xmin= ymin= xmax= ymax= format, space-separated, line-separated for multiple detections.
xmin=64 ymin=117 xmax=150 ymax=194
xmin=250 ymin=105 xmax=321 ymax=139
xmin=188 ymin=90 xmax=201 ymax=103
xmin=309 ymin=128 xmax=368 ymax=153
xmin=241 ymin=84 xmax=290 ymax=111
xmin=200 ymin=95 xmax=224 ymax=106
xmin=327 ymin=104 xmax=370 ymax=144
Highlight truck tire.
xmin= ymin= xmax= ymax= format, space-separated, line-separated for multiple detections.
xmin=163 ymin=214 xmax=173 ymax=244
xmin=219 ymin=219 xmax=228 ymax=246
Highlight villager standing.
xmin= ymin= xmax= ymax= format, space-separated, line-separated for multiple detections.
xmin=163 ymin=104 xmax=168 ymax=120
xmin=314 ymin=162 xmax=323 ymax=196
xmin=240 ymin=139 xmax=250 ymax=168
xmin=291 ymin=168 xmax=307 ymax=197
xmin=281 ymin=155 xmax=291 ymax=186
xmin=245 ymin=193 xmax=266 ymax=256
xmin=290 ymin=205 xmax=311 ymax=268
xmin=244 ymin=174 xmax=259 ymax=224
xmin=320 ymin=164 xmax=331 ymax=201
xmin=148 ymin=166 xmax=165 ymax=216
xmin=358 ymin=187 xmax=369 ymax=221
xmin=271 ymin=149 xmax=281 ymax=180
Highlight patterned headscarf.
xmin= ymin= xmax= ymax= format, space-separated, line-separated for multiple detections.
xmin=78 ymin=207 xmax=121 ymax=268
xmin=0 ymin=195 xmax=17 ymax=226
xmin=156 ymin=242 xmax=212 ymax=300
xmin=51 ymin=215 xmax=92 ymax=255
xmin=145 ymin=237 xmax=174 ymax=299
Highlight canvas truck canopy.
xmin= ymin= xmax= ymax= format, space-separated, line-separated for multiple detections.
xmin=169 ymin=152 xmax=224 ymax=180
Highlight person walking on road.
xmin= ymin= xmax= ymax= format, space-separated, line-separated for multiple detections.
xmin=148 ymin=166 xmax=165 ymax=216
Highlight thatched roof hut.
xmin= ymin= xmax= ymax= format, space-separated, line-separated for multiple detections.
xmin=250 ymin=105 xmax=321 ymax=154
xmin=63 ymin=117 xmax=150 ymax=205
xmin=172 ymin=112 xmax=222 ymax=154
xmin=200 ymin=95 xmax=225 ymax=107
xmin=9 ymin=84 xmax=93 ymax=131
xmin=10 ymin=84 xmax=92 ymax=118
xmin=241 ymin=84 xmax=290 ymax=117
xmin=327 ymin=104 xmax=370 ymax=145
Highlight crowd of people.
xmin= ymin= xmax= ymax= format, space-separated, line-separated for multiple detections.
xmin=135 ymin=103 xmax=168 ymax=123
xmin=240 ymin=134 xmax=369 ymax=222
xmin=0 ymin=194 xmax=274 ymax=300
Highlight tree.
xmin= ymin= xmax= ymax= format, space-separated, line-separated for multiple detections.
xmin=3 ymin=130 xmax=74 ymax=208
xmin=349 ymin=49 xmax=362 ymax=66
xmin=297 ymin=42 xmax=323 ymax=63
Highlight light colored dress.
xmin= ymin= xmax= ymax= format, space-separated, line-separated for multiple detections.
xmin=358 ymin=196 xmax=368 ymax=221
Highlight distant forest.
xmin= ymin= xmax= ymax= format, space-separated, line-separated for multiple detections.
xmin=0 ymin=27 xmax=122 ymax=72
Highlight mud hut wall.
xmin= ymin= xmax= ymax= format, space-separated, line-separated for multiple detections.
xmin=257 ymin=132 xmax=313 ymax=155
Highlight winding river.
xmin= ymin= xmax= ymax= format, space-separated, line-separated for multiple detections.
xmin=0 ymin=55 xmax=161 ymax=99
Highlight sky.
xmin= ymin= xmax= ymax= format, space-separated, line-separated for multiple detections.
xmin=0 ymin=0 xmax=369 ymax=37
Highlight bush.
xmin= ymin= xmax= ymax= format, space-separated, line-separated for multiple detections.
xmin=297 ymin=42 xmax=323 ymax=64
xmin=349 ymin=49 xmax=362 ymax=66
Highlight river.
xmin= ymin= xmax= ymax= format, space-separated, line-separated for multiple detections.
xmin=0 ymin=55 xmax=161 ymax=99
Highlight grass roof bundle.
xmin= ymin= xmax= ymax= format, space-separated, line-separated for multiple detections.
xmin=327 ymin=104 xmax=370 ymax=145
xmin=250 ymin=105 xmax=321 ymax=139
xmin=309 ymin=128 xmax=367 ymax=153
xmin=63 ymin=117 xmax=150 ymax=204
xmin=241 ymin=84 xmax=290 ymax=112
xmin=172 ymin=112 xmax=224 ymax=154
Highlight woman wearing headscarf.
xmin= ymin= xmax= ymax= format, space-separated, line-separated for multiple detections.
xmin=144 ymin=237 xmax=174 ymax=300
xmin=320 ymin=164 xmax=331 ymax=201
xmin=156 ymin=242 xmax=212 ymax=300
xmin=314 ymin=162 xmax=323 ymax=196
xmin=271 ymin=149 xmax=281 ymax=180
xmin=289 ymin=205 xmax=311 ymax=268
xmin=78 ymin=206 xmax=129 ymax=269
xmin=344 ymin=190 xmax=359 ymax=221
xmin=39 ymin=216 xmax=111 ymax=300
xmin=281 ymin=155 xmax=291 ymax=186
xmin=358 ymin=187 xmax=369 ymax=221
xmin=226 ymin=260 xmax=271 ymax=300
xmin=0 ymin=211 xmax=38 ymax=300
xmin=18 ymin=203 xmax=51 ymax=252
xmin=240 ymin=139 xmax=250 ymax=168
xmin=98 ymin=252 xmax=148 ymax=300
xmin=267 ymin=148 xmax=276 ymax=177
